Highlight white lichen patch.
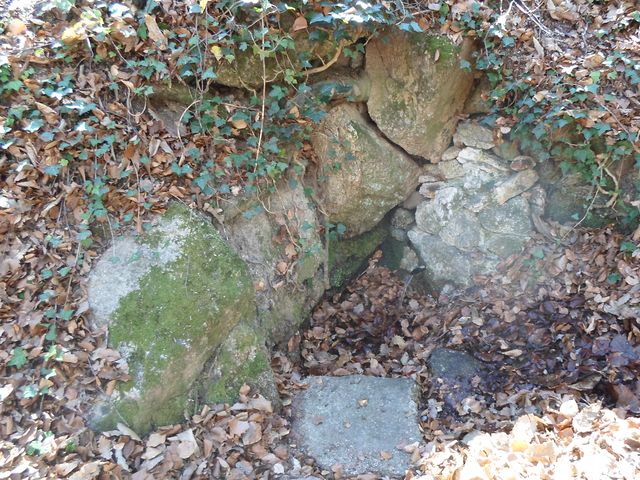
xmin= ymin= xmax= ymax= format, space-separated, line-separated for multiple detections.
xmin=87 ymin=215 xmax=192 ymax=329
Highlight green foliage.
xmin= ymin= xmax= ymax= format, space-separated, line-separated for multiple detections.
xmin=453 ymin=5 xmax=639 ymax=227
xmin=8 ymin=347 xmax=28 ymax=369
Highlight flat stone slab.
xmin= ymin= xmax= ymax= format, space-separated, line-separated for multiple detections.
xmin=291 ymin=376 xmax=421 ymax=477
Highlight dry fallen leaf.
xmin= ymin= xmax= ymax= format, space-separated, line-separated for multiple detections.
xmin=144 ymin=14 xmax=168 ymax=50
xmin=292 ymin=16 xmax=308 ymax=32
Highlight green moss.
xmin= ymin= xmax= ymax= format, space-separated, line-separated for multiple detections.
xmin=203 ymin=321 xmax=274 ymax=404
xmin=329 ymin=223 xmax=388 ymax=289
xmin=420 ymin=34 xmax=458 ymax=61
xmin=96 ymin=205 xmax=255 ymax=434
xmin=206 ymin=351 xmax=270 ymax=404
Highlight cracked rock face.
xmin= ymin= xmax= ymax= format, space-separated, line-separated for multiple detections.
xmin=311 ymin=104 xmax=421 ymax=237
xmin=365 ymin=30 xmax=475 ymax=162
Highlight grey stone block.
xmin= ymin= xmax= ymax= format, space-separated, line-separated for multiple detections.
xmin=291 ymin=376 xmax=421 ymax=477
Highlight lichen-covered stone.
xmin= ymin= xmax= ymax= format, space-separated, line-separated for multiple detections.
xmin=365 ymin=30 xmax=474 ymax=162
xmin=493 ymin=170 xmax=539 ymax=205
xmin=477 ymin=197 xmax=532 ymax=238
xmin=88 ymin=204 xmax=256 ymax=434
xmin=406 ymin=122 xmax=538 ymax=289
xmin=453 ymin=120 xmax=495 ymax=150
xmin=312 ymin=104 xmax=421 ymax=237
xmin=407 ymin=230 xmax=473 ymax=288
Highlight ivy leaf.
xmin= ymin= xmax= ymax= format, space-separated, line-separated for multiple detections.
xmin=21 ymin=385 xmax=38 ymax=399
xmin=8 ymin=347 xmax=28 ymax=368
xmin=459 ymin=59 xmax=472 ymax=71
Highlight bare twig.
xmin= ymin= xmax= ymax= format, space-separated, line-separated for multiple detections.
xmin=302 ymin=41 xmax=345 ymax=77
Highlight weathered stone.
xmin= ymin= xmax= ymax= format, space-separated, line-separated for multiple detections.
xmin=407 ymin=230 xmax=473 ymax=288
xmin=291 ymin=376 xmax=421 ymax=477
xmin=390 ymin=208 xmax=415 ymax=230
xmin=423 ymin=159 xmax=466 ymax=181
xmin=453 ymin=121 xmax=495 ymax=150
xmin=439 ymin=210 xmax=484 ymax=252
xmin=442 ymin=146 xmax=462 ymax=161
xmin=478 ymin=196 xmax=532 ymax=238
xmin=312 ymin=104 xmax=421 ymax=236
xmin=457 ymin=148 xmax=510 ymax=190
xmin=401 ymin=121 xmax=540 ymax=290
xmin=483 ymin=232 xmax=528 ymax=257
xmin=226 ymin=179 xmax=325 ymax=347
xmin=414 ymin=186 xmax=464 ymax=235
xmin=457 ymin=147 xmax=509 ymax=173
xmin=88 ymin=204 xmax=258 ymax=434
xmin=399 ymin=246 xmax=420 ymax=272
xmin=493 ymin=169 xmax=539 ymax=205
xmin=366 ymin=30 xmax=474 ymax=162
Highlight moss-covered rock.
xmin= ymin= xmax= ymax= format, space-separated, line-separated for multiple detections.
xmin=87 ymin=204 xmax=260 ymax=434
xmin=365 ymin=30 xmax=475 ymax=162
xmin=204 ymin=320 xmax=277 ymax=405
xmin=329 ymin=223 xmax=388 ymax=289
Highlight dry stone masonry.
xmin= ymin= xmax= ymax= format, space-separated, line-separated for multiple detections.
xmin=83 ymin=29 xmax=552 ymax=461
xmin=391 ymin=121 xmax=542 ymax=289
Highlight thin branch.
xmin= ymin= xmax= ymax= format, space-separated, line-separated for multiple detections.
xmin=302 ymin=41 xmax=345 ymax=77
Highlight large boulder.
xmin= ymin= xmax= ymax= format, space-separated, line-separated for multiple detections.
xmin=87 ymin=204 xmax=271 ymax=434
xmin=365 ymin=30 xmax=475 ymax=162
xmin=311 ymin=104 xmax=421 ymax=237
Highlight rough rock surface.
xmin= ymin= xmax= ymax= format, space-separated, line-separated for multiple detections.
xmin=453 ymin=120 xmax=495 ymax=150
xmin=291 ymin=376 xmax=421 ymax=477
xmin=366 ymin=30 xmax=474 ymax=162
xmin=88 ymin=204 xmax=266 ymax=434
xmin=403 ymin=123 xmax=539 ymax=288
xmin=225 ymin=178 xmax=326 ymax=346
xmin=312 ymin=104 xmax=421 ymax=236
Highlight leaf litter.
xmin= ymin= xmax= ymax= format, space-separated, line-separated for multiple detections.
xmin=0 ymin=0 xmax=639 ymax=479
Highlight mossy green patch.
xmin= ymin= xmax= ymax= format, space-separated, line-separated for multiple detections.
xmin=92 ymin=204 xmax=255 ymax=434
xmin=329 ymin=222 xmax=388 ymax=289
xmin=203 ymin=321 xmax=276 ymax=404
xmin=419 ymin=34 xmax=458 ymax=61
